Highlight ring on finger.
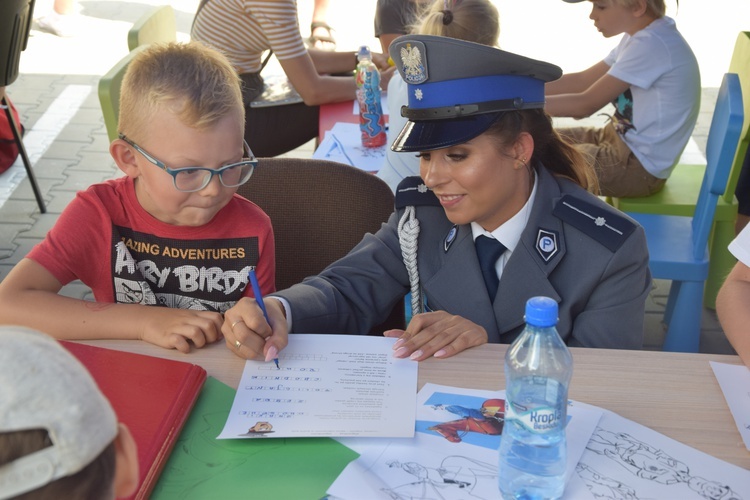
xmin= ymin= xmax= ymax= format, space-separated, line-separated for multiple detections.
xmin=231 ymin=319 xmax=243 ymax=331
xmin=235 ymin=340 xmax=242 ymax=350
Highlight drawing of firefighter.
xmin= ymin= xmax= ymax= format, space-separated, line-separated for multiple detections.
xmin=428 ymin=398 xmax=505 ymax=443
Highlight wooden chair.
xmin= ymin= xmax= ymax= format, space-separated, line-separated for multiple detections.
xmin=236 ymin=158 xmax=405 ymax=334
xmin=0 ymin=0 xmax=45 ymax=213
xmin=98 ymin=46 xmax=147 ymax=143
xmin=127 ymin=5 xmax=176 ymax=51
xmin=629 ymin=73 xmax=743 ymax=352
xmin=611 ymin=31 xmax=750 ymax=308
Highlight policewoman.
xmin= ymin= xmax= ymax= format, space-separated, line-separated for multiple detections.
xmin=226 ymin=35 xmax=651 ymax=362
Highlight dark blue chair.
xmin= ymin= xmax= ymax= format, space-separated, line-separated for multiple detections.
xmin=629 ymin=73 xmax=744 ymax=352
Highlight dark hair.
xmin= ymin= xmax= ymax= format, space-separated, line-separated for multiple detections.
xmin=485 ymin=109 xmax=599 ymax=192
xmin=0 ymin=429 xmax=117 ymax=500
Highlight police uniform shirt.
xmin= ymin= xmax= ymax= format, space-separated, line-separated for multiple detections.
xmin=273 ymin=166 xmax=650 ymax=350
xmin=471 ymin=175 xmax=537 ymax=283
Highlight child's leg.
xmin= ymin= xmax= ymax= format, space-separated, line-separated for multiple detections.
xmin=558 ymin=124 xmax=665 ymax=198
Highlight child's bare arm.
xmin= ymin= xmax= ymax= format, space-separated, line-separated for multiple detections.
xmin=546 ymin=71 xmax=630 ymax=119
xmin=717 ymin=261 xmax=750 ymax=368
xmin=545 ymin=61 xmax=610 ymax=96
xmin=0 ymin=258 xmax=222 ymax=353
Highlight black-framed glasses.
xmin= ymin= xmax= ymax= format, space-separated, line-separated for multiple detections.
xmin=118 ymin=134 xmax=257 ymax=193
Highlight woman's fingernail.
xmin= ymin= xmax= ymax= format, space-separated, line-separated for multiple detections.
xmin=434 ymin=349 xmax=447 ymax=358
xmin=409 ymin=350 xmax=423 ymax=360
xmin=265 ymin=345 xmax=278 ymax=362
xmin=392 ymin=338 xmax=404 ymax=349
xmin=394 ymin=346 xmax=409 ymax=357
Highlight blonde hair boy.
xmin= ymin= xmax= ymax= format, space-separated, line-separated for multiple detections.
xmin=0 ymin=42 xmax=276 ymax=358
xmin=119 ymin=42 xmax=243 ymax=139
xmin=549 ymin=0 xmax=699 ymax=198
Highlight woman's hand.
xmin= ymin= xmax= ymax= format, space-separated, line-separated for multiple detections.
xmin=139 ymin=308 xmax=223 ymax=353
xmin=371 ymin=52 xmax=391 ymax=71
xmin=223 ymin=297 xmax=289 ymax=360
xmin=383 ymin=311 xmax=488 ymax=361
xmin=379 ymin=65 xmax=396 ymax=90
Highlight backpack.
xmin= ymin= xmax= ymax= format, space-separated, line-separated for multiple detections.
xmin=0 ymin=96 xmax=24 ymax=175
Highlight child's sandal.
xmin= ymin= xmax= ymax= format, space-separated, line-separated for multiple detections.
xmin=308 ymin=21 xmax=336 ymax=51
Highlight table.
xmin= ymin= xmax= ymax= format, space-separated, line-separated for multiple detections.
xmin=318 ymin=100 xmax=357 ymax=143
xmin=76 ymin=339 xmax=748 ymax=470
xmin=318 ymin=100 xmax=390 ymax=144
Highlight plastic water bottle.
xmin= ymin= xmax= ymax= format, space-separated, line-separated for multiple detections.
xmin=355 ymin=45 xmax=387 ymax=148
xmin=497 ymin=297 xmax=573 ymax=500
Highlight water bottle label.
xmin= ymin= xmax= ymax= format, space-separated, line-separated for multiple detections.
xmin=506 ymin=401 xmax=563 ymax=434
xmin=361 ymin=74 xmax=384 ymax=135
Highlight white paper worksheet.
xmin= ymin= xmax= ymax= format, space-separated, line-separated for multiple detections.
xmin=328 ymin=383 xmax=603 ymax=500
xmin=711 ymin=361 xmax=750 ymax=450
xmin=312 ymin=122 xmax=387 ymax=172
xmin=218 ymin=334 xmax=418 ymax=439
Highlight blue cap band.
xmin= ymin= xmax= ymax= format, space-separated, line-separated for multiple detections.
xmin=407 ymin=74 xmax=545 ymax=111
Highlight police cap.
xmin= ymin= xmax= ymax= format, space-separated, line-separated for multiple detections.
xmin=388 ymin=34 xmax=562 ymax=152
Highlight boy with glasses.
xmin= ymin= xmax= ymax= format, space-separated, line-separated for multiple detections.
xmin=0 ymin=42 xmax=275 ymax=355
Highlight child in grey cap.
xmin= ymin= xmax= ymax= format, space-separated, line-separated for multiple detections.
xmin=0 ymin=327 xmax=138 ymax=499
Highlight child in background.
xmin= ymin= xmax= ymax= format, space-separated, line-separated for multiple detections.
xmin=0 ymin=326 xmax=139 ymax=499
xmin=374 ymin=0 xmax=432 ymax=53
xmin=545 ymin=0 xmax=700 ymax=198
xmin=0 ymin=42 xmax=275 ymax=356
xmin=377 ymin=0 xmax=500 ymax=192
xmin=717 ymin=224 xmax=750 ymax=367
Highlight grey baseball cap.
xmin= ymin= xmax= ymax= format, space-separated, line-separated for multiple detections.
xmin=0 ymin=327 xmax=118 ymax=499
xmin=388 ymin=34 xmax=562 ymax=152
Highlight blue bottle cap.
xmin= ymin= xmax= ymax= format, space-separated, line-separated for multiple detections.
xmin=524 ymin=296 xmax=558 ymax=327
xmin=358 ymin=45 xmax=372 ymax=59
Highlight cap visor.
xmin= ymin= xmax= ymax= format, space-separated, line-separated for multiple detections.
xmin=391 ymin=113 xmax=500 ymax=152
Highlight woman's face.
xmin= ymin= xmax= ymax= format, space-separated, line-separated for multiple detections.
xmin=419 ymin=131 xmax=532 ymax=232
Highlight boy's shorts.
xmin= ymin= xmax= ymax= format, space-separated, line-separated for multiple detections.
xmin=558 ymin=122 xmax=666 ymax=198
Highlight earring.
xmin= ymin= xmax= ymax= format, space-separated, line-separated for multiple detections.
xmin=517 ymin=157 xmax=527 ymax=169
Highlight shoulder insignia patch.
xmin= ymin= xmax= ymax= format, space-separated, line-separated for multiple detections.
xmin=395 ymin=176 xmax=440 ymax=209
xmin=552 ymin=195 xmax=636 ymax=252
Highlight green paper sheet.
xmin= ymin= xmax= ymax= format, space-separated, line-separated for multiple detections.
xmin=151 ymin=377 xmax=359 ymax=500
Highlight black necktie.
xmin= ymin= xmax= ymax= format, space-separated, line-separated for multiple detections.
xmin=475 ymin=235 xmax=506 ymax=300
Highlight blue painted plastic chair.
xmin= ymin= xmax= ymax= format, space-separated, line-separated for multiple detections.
xmin=629 ymin=73 xmax=744 ymax=352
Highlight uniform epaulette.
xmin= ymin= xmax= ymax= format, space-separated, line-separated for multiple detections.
xmin=552 ymin=195 xmax=636 ymax=252
xmin=395 ymin=176 xmax=440 ymax=209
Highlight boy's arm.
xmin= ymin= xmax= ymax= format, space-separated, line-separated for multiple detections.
xmin=0 ymin=258 xmax=223 ymax=353
xmin=716 ymin=261 xmax=750 ymax=367
xmin=545 ymin=61 xmax=610 ymax=96
xmin=545 ymin=61 xmax=629 ymax=119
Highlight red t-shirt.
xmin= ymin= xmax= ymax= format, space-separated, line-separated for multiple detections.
xmin=28 ymin=176 xmax=275 ymax=313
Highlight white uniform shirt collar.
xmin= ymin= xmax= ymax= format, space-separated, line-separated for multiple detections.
xmin=471 ymin=174 xmax=538 ymax=281
xmin=471 ymin=174 xmax=538 ymax=250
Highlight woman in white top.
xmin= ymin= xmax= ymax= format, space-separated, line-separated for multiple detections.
xmin=192 ymin=0 xmax=393 ymax=157
xmin=378 ymin=0 xmax=500 ymax=192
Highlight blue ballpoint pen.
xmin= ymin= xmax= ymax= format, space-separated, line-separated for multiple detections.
xmin=248 ymin=269 xmax=280 ymax=369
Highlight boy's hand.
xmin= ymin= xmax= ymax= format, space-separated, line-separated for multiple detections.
xmin=383 ymin=311 xmax=488 ymax=361
xmin=140 ymin=308 xmax=223 ymax=353
xmin=224 ymin=297 xmax=289 ymax=360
